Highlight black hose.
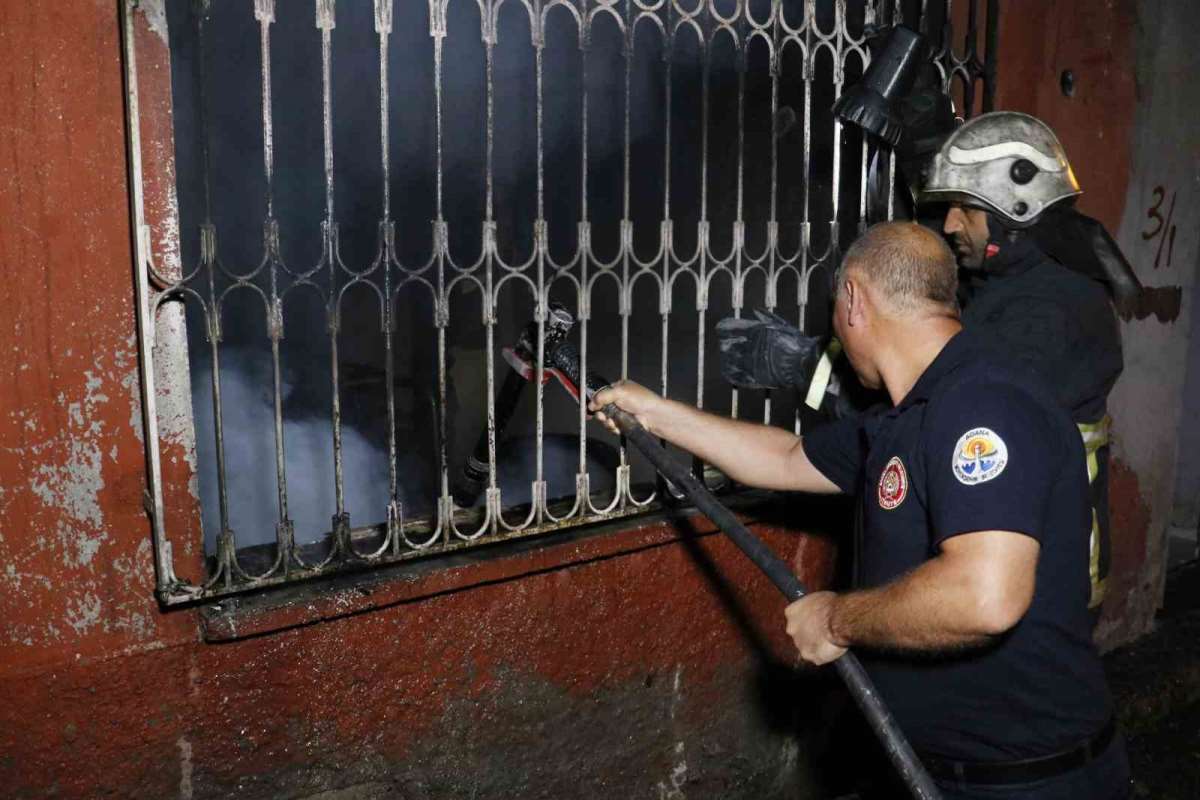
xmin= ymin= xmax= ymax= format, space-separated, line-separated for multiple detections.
xmin=543 ymin=339 xmax=941 ymax=799
xmin=608 ymin=408 xmax=940 ymax=799
xmin=452 ymin=368 xmax=526 ymax=507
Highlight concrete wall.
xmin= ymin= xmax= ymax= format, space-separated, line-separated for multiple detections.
xmin=996 ymin=0 xmax=1200 ymax=647
xmin=1172 ymin=278 xmax=1200 ymax=533
xmin=1 ymin=1 xmax=1198 ymax=798
xmin=1104 ymin=0 xmax=1200 ymax=642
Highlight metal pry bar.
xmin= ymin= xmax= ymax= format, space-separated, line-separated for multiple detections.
xmin=543 ymin=337 xmax=942 ymax=800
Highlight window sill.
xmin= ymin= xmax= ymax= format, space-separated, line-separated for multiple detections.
xmin=197 ymin=494 xmax=832 ymax=642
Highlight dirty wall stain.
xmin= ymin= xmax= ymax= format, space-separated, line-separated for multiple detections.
xmin=0 ymin=1 xmax=197 ymax=668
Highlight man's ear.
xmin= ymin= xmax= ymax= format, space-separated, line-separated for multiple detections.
xmin=843 ymin=275 xmax=864 ymax=328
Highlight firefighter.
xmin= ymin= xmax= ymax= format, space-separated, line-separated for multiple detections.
xmin=922 ymin=111 xmax=1122 ymax=612
xmin=718 ymin=111 xmax=1124 ymax=615
xmin=594 ymin=222 xmax=1130 ymax=798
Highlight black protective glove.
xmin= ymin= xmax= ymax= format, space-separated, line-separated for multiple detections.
xmin=716 ymin=310 xmax=824 ymax=391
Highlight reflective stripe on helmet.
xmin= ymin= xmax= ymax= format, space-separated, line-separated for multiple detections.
xmin=946 ymin=141 xmax=1065 ymax=172
xmin=918 ymin=112 xmax=1081 ymax=227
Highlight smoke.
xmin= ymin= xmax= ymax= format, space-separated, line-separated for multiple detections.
xmin=488 ymin=434 xmax=619 ymax=510
xmin=168 ymin=0 xmax=838 ymax=556
xmin=189 ymin=345 xmax=393 ymax=550
xmin=189 ymin=345 xmax=619 ymax=550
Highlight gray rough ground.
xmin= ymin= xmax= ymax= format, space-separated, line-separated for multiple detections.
xmin=1106 ymin=558 xmax=1200 ymax=799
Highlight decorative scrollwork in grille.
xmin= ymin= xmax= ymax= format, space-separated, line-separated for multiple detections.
xmin=122 ymin=0 xmax=996 ymax=604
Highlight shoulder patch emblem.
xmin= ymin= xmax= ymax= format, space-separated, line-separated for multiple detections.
xmin=877 ymin=456 xmax=908 ymax=510
xmin=952 ymin=427 xmax=1009 ymax=485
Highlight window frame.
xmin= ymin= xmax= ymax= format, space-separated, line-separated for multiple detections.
xmin=121 ymin=0 xmax=997 ymax=607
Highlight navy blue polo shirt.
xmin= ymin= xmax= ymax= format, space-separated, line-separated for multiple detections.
xmin=804 ymin=330 xmax=1112 ymax=762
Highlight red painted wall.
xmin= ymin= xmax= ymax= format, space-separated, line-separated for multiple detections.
xmin=0 ymin=5 xmax=837 ymax=798
xmin=0 ymin=1 xmax=1170 ymax=797
xmin=0 ymin=1 xmax=199 ymax=672
xmin=994 ymin=0 xmax=1170 ymax=647
xmin=994 ymin=0 xmax=1138 ymax=233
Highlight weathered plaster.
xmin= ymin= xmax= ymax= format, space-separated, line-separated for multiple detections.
xmin=64 ymin=592 xmax=104 ymax=635
xmin=140 ymin=0 xmax=169 ymax=46
xmin=0 ymin=0 xmax=199 ymax=672
xmin=27 ymin=368 xmax=111 ymax=565
xmin=152 ymin=303 xmax=200 ymax=470
xmin=998 ymin=0 xmax=1199 ymax=648
xmin=1106 ymin=0 xmax=1200 ymax=643
xmin=178 ymin=734 xmax=195 ymax=800
xmin=0 ymin=522 xmax=837 ymax=800
xmin=1172 ymin=279 xmax=1200 ymax=530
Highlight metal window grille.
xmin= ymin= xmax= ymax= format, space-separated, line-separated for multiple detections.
xmin=123 ymin=0 xmax=997 ymax=606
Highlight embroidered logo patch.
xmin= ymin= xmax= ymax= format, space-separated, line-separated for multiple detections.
xmin=877 ymin=456 xmax=908 ymax=510
xmin=952 ymin=427 xmax=1009 ymax=485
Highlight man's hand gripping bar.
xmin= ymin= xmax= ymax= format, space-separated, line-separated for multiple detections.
xmin=543 ymin=337 xmax=942 ymax=800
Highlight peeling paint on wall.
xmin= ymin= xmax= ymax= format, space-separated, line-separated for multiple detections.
xmin=0 ymin=0 xmax=209 ymax=667
xmin=1106 ymin=0 xmax=1200 ymax=646
xmin=178 ymin=735 xmax=194 ymax=800
xmin=123 ymin=335 xmax=146 ymax=444
xmin=26 ymin=369 xmax=113 ymax=569
xmin=64 ymin=592 xmax=103 ymax=635
xmin=998 ymin=0 xmax=1200 ymax=649
xmin=657 ymin=664 xmax=689 ymax=800
xmin=1122 ymin=285 xmax=1183 ymax=324
xmin=140 ymin=0 xmax=170 ymax=47
xmin=1097 ymin=457 xmax=1158 ymax=647
xmin=152 ymin=303 xmax=199 ymax=473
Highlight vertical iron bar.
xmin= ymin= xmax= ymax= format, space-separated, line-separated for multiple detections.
xmin=731 ymin=6 xmax=746 ymax=424
xmin=431 ymin=1 xmax=451 ymax=541
xmin=256 ymin=0 xmax=293 ymax=573
xmin=376 ymin=0 xmax=399 ymax=549
xmin=961 ymin=0 xmax=977 ymax=115
xmin=797 ymin=0 xmax=814 ymax=436
xmin=983 ymin=0 xmax=998 ymax=112
xmin=858 ymin=12 xmax=870 ymax=232
xmin=764 ymin=0 xmax=781 ymax=428
xmin=655 ymin=1 xmax=674 ymax=503
xmin=579 ymin=1 xmax=593 ymax=483
xmin=319 ymin=0 xmax=336 ymax=223
xmin=195 ymin=2 xmax=214 ymax=226
xmin=696 ymin=7 xmax=709 ymax=418
xmin=484 ymin=6 xmax=499 ymax=527
xmin=193 ymin=4 xmax=235 ymax=577
xmin=829 ymin=1 xmax=844 ymax=255
xmin=258 ymin=1 xmax=276 ymax=221
xmin=314 ymin=0 xmax=348 ymax=547
xmin=535 ymin=2 xmax=547 ymax=522
xmin=621 ymin=0 xmax=638 ymax=506
xmin=204 ymin=243 xmax=231 ymax=587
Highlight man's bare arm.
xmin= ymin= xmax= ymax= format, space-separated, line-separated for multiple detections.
xmin=835 ymin=530 xmax=1039 ymax=650
xmin=590 ymin=381 xmax=841 ymax=494
xmin=786 ymin=530 xmax=1039 ymax=664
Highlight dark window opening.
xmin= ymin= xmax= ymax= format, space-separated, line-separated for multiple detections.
xmin=126 ymin=0 xmax=996 ymax=603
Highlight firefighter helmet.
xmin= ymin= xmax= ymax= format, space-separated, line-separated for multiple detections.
xmin=920 ymin=111 xmax=1081 ymax=227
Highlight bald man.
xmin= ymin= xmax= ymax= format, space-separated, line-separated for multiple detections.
xmin=591 ymin=222 xmax=1129 ymax=799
